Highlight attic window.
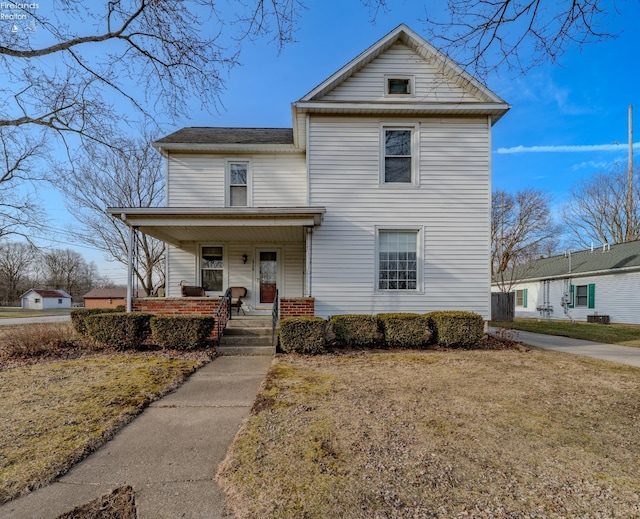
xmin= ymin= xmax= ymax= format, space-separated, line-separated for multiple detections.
xmin=386 ymin=77 xmax=411 ymax=95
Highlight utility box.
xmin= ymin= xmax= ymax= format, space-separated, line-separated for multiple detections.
xmin=587 ymin=315 xmax=610 ymax=324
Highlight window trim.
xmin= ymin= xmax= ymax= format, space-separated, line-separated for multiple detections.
xmin=199 ymin=244 xmax=226 ymax=296
xmin=225 ymin=159 xmax=252 ymax=207
xmin=384 ymin=74 xmax=415 ymax=97
xmin=375 ymin=226 xmax=423 ymax=293
xmin=379 ymin=123 xmax=420 ymax=187
xmin=514 ymin=288 xmax=528 ymax=308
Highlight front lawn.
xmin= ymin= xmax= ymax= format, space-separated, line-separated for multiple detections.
xmin=217 ymin=350 xmax=640 ymax=518
xmin=492 ymin=319 xmax=640 ymax=347
xmin=0 ymin=323 xmax=211 ymax=504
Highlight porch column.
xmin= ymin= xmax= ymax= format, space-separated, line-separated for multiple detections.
xmin=126 ymin=224 xmax=136 ymax=313
xmin=305 ymin=226 xmax=312 ymax=297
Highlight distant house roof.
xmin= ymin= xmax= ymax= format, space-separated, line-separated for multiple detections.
xmin=22 ymin=289 xmax=72 ymax=299
xmin=495 ymin=240 xmax=640 ymax=283
xmin=83 ymin=288 xmax=128 ymax=299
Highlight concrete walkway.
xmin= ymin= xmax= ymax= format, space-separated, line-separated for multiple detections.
xmin=0 ymin=355 xmax=273 ymax=519
xmin=498 ymin=328 xmax=640 ymax=368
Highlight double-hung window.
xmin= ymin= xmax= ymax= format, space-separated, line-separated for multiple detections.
xmin=227 ymin=161 xmax=249 ymax=207
xmin=201 ymin=246 xmax=224 ymax=293
xmin=377 ymin=230 xmax=420 ymax=291
xmin=380 ymin=124 xmax=418 ymax=185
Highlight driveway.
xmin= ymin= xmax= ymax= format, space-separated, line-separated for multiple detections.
xmin=494 ymin=328 xmax=640 ymax=368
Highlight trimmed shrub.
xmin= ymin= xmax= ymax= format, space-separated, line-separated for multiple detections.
xmin=279 ymin=316 xmax=327 ymax=354
xmin=84 ymin=312 xmax=152 ymax=350
xmin=150 ymin=315 xmax=215 ymax=350
xmin=427 ymin=311 xmax=484 ymax=348
xmin=377 ymin=313 xmax=433 ymax=348
xmin=329 ymin=314 xmax=380 ymax=348
xmin=71 ymin=308 xmax=120 ymax=336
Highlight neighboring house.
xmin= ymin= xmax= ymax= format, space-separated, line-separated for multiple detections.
xmin=83 ymin=288 xmax=130 ymax=309
xmin=108 ymin=24 xmax=510 ymax=319
xmin=21 ymin=289 xmax=72 ymax=310
xmin=491 ymin=240 xmax=640 ymax=325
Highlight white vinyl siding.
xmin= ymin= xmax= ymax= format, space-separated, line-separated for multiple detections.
xmin=167 ymin=153 xmax=306 ymax=207
xmin=321 ymin=43 xmax=480 ymax=103
xmin=501 ymin=270 xmax=640 ymax=324
xmin=308 ymin=115 xmax=491 ymax=318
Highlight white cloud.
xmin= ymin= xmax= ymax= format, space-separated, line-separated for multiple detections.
xmin=496 ymin=143 xmax=640 ymax=154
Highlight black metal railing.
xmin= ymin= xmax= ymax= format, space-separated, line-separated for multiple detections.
xmin=271 ymin=289 xmax=279 ymax=347
xmin=215 ymin=287 xmax=233 ymax=346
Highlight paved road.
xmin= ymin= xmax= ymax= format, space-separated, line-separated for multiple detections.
xmin=492 ymin=328 xmax=640 ymax=368
xmin=0 ymin=315 xmax=71 ymax=326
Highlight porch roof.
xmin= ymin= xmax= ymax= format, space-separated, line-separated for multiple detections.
xmin=106 ymin=206 xmax=326 ymax=246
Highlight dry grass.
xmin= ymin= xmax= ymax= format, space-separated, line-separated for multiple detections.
xmin=0 ymin=322 xmax=210 ymax=504
xmin=217 ymin=349 xmax=640 ymax=518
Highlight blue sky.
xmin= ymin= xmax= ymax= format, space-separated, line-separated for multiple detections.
xmin=6 ymin=0 xmax=640 ymax=284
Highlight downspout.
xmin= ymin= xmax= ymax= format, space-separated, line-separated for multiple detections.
xmin=305 ymin=226 xmax=313 ymax=297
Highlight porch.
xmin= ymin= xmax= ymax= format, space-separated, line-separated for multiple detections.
xmin=106 ymin=206 xmax=324 ymax=320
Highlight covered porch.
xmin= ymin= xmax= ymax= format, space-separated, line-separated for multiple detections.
xmin=106 ymin=207 xmax=325 ymax=319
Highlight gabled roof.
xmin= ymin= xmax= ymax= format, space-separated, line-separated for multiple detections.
xmin=293 ymin=24 xmax=509 ymax=116
xmin=299 ymin=24 xmax=502 ymax=103
xmin=153 ymin=128 xmax=297 ymax=153
xmin=497 ymin=241 xmax=640 ymax=283
xmin=22 ymin=289 xmax=72 ymax=299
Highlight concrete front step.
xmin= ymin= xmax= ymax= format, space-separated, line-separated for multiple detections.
xmin=223 ymin=327 xmax=271 ymax=337
xmin=220 ymin=335 xmax=272 ymax=347
xmin=218 ymin=317 xmax=275 ymax=355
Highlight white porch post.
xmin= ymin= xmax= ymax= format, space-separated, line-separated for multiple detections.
xmin=126 ymin=224 xmax=136 ymax=313
xmin=305 ymin=226 xmax=313 ymax=297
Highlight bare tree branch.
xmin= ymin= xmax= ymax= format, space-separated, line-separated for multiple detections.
xmin=562 ymin=167 xmax=640 ymax=247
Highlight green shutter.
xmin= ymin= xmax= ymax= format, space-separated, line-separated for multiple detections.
xmin=568 ymin=285 xmax=574 ymax=309
xmin=588 ymin=284 xmax=596 ymax=309
xmin=523 ymin=288 xmax=528 ymax=308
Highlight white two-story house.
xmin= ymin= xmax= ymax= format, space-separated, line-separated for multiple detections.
xmin=109 ymin=24 xmax=510 ymax=320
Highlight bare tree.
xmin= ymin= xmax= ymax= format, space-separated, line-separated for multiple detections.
xmin=421 ymin=0 xmax=617 ymax=77
xmin=492 ymin=188 xmax=561 ymax=291
xmin=40 ymin=248 xmax=98 ymax=299
xmin=0 ymin=1 xmax=297 ymax=231
xmin=0 ymin=241 xmax=37 ymax=304
xmin=562 ymin=167 xmax=640 ymax=248
xmin=54 ymin=135 xmax=165 ymax=296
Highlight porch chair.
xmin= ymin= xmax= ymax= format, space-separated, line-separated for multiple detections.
xmin=180 ymin=280 xmax=206 ymax=297
xmin=230 ymin=286 xmax=247 ymax=315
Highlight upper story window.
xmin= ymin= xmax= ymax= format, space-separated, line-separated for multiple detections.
xmin=388 ymin=78 xmax=410 ymax=95
xmin=381 ymin=125 xmax=418 ymax=185
xmin=227 ymin=161 xmax=250 ymax=207
xmin=384 ymin=75 xmax=414 ymax=97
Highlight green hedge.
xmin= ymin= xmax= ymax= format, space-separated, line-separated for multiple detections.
xmin=84 ymin=312 xmax=152 ymax=350
xmin=377 ymin=313 xmax=433 ymax=348
xmin=279 ymin=317 xmax=327 ymax=354
xmin=70 ymin=307 xmax=123 ymax=335
xmin=427 ymin=311 xmax=484 ymax=348
xmin=329 ymin=314 xmax=380 ymax=348
xmin=150 ymin=315 xmax=215 ymax=350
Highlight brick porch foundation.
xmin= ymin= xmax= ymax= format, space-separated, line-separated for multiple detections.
xmin=279 ymin=297 xmax=315 ymax=319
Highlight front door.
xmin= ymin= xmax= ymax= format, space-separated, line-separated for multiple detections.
xmin=257 ymin=250 xmax=278 ymax=306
